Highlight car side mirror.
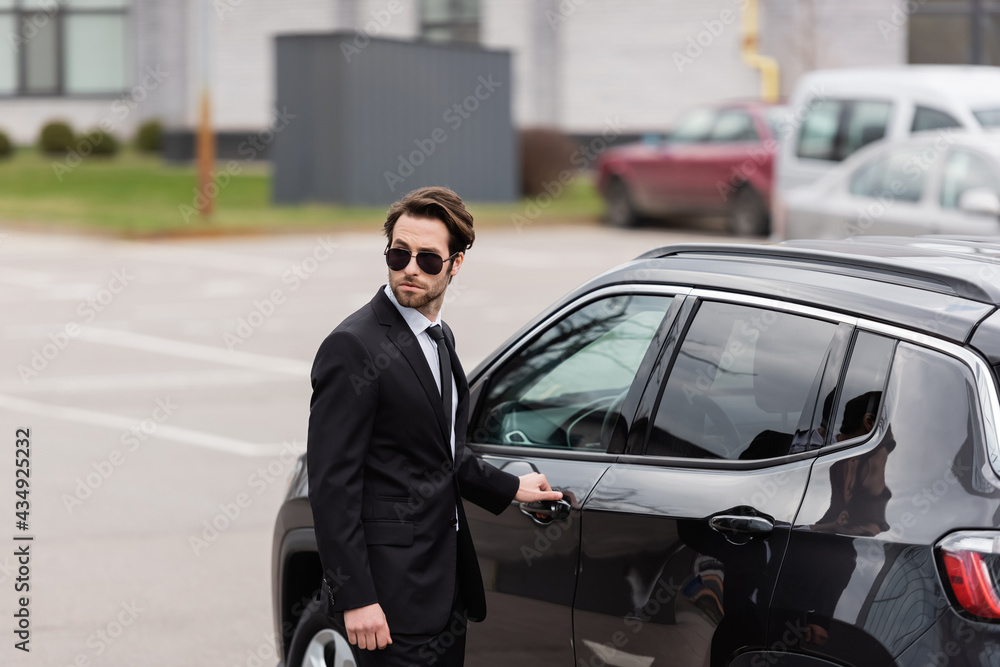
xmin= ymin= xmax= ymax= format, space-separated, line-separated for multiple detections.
xmin=958 ymin=187 xmax=1000 ymax=216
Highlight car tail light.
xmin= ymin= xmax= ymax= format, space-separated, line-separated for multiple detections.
xmin=938 ymin=531 xmax=1000 ymax=620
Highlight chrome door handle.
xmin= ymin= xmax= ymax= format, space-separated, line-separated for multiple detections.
xmin=519 ymin=498 xmax=571 ymax=524
xmin=709 ymin=514 xmax=774 ymax=544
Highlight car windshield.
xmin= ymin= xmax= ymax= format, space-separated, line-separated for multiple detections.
xmin=974 ymin=108 xmax=1000 ymax=128
xmin=669 ymin=109 xmax=716 ymax=143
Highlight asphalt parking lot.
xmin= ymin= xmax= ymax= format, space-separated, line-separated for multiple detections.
xmin=0 ymin=221 xmax=743 ymax=666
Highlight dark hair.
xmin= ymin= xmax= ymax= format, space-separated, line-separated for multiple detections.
xmin=383 ymin=186 xmax=475 ymax=256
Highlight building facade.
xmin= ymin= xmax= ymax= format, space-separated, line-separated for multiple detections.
xmin=0 ymin=0 xmax=931 ymax=147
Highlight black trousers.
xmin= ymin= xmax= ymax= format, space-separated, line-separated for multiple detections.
xmin=344 ymin=570 xmax=468 ymax=667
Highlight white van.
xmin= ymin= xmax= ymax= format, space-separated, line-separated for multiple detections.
xmin=774 ymin=66 xmax=1000 ymax=234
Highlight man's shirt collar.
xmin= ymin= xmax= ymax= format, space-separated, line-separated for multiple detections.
xmin=384 ymin=284 xmax=441 ymax=335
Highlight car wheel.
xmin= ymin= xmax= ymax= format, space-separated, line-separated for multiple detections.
xmin=605 ymin=178 xmax=641 ymax=228
xmin=286 ymin=599 xmax=357 ymax=667
xmin=728 ymin=185 xmax=769 ymax=236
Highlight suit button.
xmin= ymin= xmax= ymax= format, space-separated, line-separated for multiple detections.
xmin=449 ymin=518 xmax=458 ymax=527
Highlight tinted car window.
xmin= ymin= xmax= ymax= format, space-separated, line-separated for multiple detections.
xmin=940 ymin=149 xmax=1000 ymax=209
xmin=647 ymin=302 xmax=839 ymax=460
xmin=974 ymin=108 xmax=1000 ymax=128
xmin=670 ymin=109 xmax=716 ymax=144
xmin=797 ymin=99 xmax=892 ymax=162
xmin=848 ymin=147 xmax=927 ymax=203
xmin=710 ymin=110 xmax=759 ymax=142
xmin=912 ymin=106 xmax=961 ymax=132
xmin=473 ymin=294 xmax=672 ymax=451
xmin=797 ymin=99 xmax=843 ymax=160
xmin=842 ymin=101 xmax=892 ymax=158
xmin=826 ymin=332 xmax=895 ymax=447
xmin=876 ymin=343 xmax=987 ymax=520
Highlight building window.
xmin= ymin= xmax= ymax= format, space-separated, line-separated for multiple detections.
xmin=909 ymin=0 xmax=1000 ymax=65
xmin=421 ymin=0 xmax=479 ymax=44
xmin=0 ymin=0 xmax=129 ymax=96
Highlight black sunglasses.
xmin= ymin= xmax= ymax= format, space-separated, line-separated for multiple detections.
xmin=384 ymin=247 xmax=459 ymax=275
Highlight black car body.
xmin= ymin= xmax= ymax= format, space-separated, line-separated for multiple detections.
xmin=273 ymin=237 xmax=1000 ymax=667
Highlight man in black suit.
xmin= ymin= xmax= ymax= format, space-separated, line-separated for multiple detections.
xmin=307 ymin=186 xmax=561 ymax=666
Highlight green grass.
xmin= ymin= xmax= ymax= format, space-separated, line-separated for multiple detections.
xmin=0 ymin=148 xmax=604 ymax=237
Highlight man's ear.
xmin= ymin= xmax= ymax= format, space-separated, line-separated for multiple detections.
xmin=450 ymin=252 xmax=464 ymax=276
xmin=862 ymin=412 xmax=877 ymax=433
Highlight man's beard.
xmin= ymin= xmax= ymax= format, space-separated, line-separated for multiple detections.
xmin=390 ymin=276 xmax=447 ymax=311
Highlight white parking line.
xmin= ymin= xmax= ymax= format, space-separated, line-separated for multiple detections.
xmin=76 ymin=326 xmax=311 ymax=376
xmin=0 ymin=393 xmax=295 ymax=457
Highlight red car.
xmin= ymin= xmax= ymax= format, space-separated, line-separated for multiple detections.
xmin=595 ymin=102 xmax=787 ymax=235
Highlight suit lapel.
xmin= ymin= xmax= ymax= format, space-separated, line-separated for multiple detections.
xmin=371 ymin=289 xmax=451 ymax=453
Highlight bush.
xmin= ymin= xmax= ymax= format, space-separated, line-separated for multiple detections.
xmin=519 ymin=127 xmax=578 ymax=197
xmin=0 ymin=130 xmax=12 ymax=159
xmin=135 ymin=119 xmax=162 ymax=153
xmin=81 ymin=129 xmax=120 ymax=157
xmin=39 ymin=121 xmax=74 ymax=154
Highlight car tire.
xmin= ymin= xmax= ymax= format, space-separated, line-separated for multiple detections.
xmin=286 ymin=599 xmax=357 ymax=667
xmin=727 ymin=185 xmax=770 ymax=237
xmin=605 ymin=178 xmax=641 ymax=228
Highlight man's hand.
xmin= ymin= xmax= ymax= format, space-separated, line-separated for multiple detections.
xmin=514 ymin=472 xmax=563 ymax=502
xmin=344 ymin=603 xmax=392 ymax=650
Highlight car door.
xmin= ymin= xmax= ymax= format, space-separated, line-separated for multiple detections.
xmin=462 ymin=287 xmax=685 ymax=666
xmin=833 ymin=144 xmax=941 ymax=237
xmin=697 ymin=108 xmax=768 ymax=212
xmin=768 ymin=330 xmax=1000 ymax=665
xmin=573 ymin=294 xmax=854 ymax=667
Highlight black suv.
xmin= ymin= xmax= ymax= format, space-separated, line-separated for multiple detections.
xmin=273 ymin=237 xmax=1000 ymax=667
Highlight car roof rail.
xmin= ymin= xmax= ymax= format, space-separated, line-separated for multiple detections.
xmin=635 ymin=239 xmax=1000 ymax=303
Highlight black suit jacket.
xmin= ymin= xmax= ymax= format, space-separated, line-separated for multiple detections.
xmin=307 ymin=287 xmax=520 ymax=635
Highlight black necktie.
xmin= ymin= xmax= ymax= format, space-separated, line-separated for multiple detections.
xmin=425 ymin=325 xmax=452 ymax=438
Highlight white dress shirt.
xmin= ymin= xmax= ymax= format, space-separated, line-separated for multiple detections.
xmin=384 ymin=286 xmax=462 ymax=531
xmin=384 ymin=285 xmax=459 ymax=462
